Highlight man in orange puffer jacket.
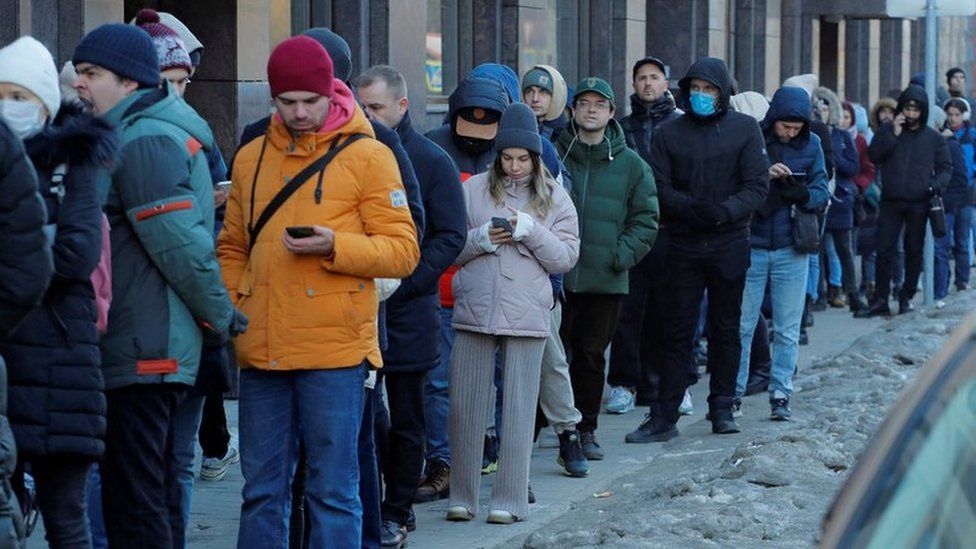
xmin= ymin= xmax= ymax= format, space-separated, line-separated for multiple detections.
xmin=217 ymin=36 xmax=419 ymax=547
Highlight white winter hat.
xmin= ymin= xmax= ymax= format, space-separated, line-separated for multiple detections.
xmin=0 ymin=37 xmax=61 ymax=120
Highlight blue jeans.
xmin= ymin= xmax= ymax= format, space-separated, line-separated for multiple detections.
xmin=424 ymin=306 xmax=452 ymax=465
xmin=738 ymin=247 xmax=809 ymax=399
xmin=361 ymin=388 xmax=381 ymax=549
xmin=238 ymin=365 xmax=366 ymax=549
xmin=169 ymin=394 xmax=206 ymax=547
xmin=824 ymin=233 xmax=842 ymax=287
xmin=806 ymin=253 xmax=820 ymax=300
xmin=935 ymin=205 xmax=973 ymax=299
xmin=86 ymin=465 xmax=108 ymax=549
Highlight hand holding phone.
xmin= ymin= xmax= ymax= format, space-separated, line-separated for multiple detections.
xmin=491 ymin=216 xmax=514 ymax=233
xmin=286 ymin=226 xmax=316 ymax=239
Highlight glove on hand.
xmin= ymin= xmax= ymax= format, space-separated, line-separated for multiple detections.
xmin=229 ymin=308 xmax=249 ymax=337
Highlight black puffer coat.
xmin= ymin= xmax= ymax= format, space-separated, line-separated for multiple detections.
xmin=1 ymin=103 xmax=118 ymax=458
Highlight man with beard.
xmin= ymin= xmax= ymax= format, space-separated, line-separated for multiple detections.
xmin=860 ymin=85 xmax=952 ymax=316
xmin=607 ymin=57 xmax=685 ymax=419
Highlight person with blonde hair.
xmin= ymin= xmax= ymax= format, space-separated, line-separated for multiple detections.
xmin=447 ymin=103 xmax=579 ymax=524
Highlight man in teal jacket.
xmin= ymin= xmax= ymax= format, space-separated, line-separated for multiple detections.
xmin=71 ymin=23 xmax=245 ymax=548
xmin=556 ymin=77 xmax=659 ymax=460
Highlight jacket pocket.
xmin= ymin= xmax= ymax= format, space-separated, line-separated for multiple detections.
xmin=236 ymin=270 xmax=254 ymax=308
xmin=291 ymin=274 xmax=361 ymax=330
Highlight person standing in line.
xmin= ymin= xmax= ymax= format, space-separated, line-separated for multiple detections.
xmin=813 ymin=87 xmax=868 ymax=314
xmin=859 ymin=85 xmax=952 ymax=317
xmin=607 ymin=56 xmax=685 ymax=418
xmin=357 ymin=64 xmax=466 ymax=548
xmin=735 ymin=86 xmax=829 ymax=421
xmin=446 ymin=103 xmax=579 ymax=524
xmin=636 ymin=57 xmax=769 ymax=441
xmin=70 ymin=22 xmax=245 ymax=548
xmin=556 ymin=77 xmax=659 ymax=459
xmin=942 ymin=98 xmax=975 ymax=293
xmin=218 ymin=36 xmax=419 ymax=548
xmin=519 ymin=64 xmax=589 ymax=479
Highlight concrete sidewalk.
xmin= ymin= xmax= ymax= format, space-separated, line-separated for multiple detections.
xmin=24 ymin=305 xmax=883 ymax=548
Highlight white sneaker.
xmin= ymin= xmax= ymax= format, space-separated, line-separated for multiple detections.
xmin=200 ymin=444 xmax=240 ymax=481
xmin=446 ymin=506 xmax=474 ymax=521
xmin=678 ymin=390 xmax=694 ymax=415
xmin=605 ymin=386 xmax=636 ymax=414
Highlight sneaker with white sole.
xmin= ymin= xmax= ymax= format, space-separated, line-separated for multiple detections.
xmin=678 ymin=390 xmax=693 ymax=415
xmin=446 ymin=506 xmax=474 ymax=521
xmin=200 ymin=444 xmax=240 ymax=481
xmin=605 ymin=386 xmax=636 ymax=414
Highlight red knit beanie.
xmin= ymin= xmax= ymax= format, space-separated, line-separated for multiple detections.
xmin=267 ymin=36 xmax=334 ymax=98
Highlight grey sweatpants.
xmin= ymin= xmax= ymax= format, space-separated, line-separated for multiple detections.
xmin=449 ymin=331 xmax=545 ymax=519
xmin=540 ymin=302 xmax=582 ymax=433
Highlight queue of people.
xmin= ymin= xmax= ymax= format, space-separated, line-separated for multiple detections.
xmin=0 ymin=14 xmax=970 ymax=549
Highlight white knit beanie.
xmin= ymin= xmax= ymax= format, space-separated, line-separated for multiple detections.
xmin=0 ymin=37 xmax=61 ymax=120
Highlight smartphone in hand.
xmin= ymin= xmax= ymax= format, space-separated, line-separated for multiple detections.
xmin=491 ymin=216 xmax=514 ymax=233
xmin=286 ymin=226 xmax=316 ymax=239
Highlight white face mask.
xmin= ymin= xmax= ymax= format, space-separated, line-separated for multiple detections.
xmin=0 ymin=100 xmax=45 ymax=140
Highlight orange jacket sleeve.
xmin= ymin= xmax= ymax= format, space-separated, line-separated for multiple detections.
xmin=217 ymin=161 xmax=249 ymax=300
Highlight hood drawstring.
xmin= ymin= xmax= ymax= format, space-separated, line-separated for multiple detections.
xmin=605 ymin=134 xmax=614 ymax=161
xmin=560 ymin=129 xmax=579 ymax=165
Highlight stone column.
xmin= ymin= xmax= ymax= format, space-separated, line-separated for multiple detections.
xmin=646 ymin=0 xmax=709 ymax=84
xmin=388 ymin=0 xmax=428 ymax=125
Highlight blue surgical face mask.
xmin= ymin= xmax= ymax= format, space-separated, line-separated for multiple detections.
xmin=690 ymin=91 xmax=717 ymax=117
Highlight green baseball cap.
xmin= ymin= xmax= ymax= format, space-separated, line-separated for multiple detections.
xmin=573 ymin=76 xmax=614 ymax=102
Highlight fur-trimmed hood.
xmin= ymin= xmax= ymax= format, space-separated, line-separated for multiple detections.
xmin=869 ymin=97 xmax=898 ymax=132
xmin=812 ymin=86 xmax=843 ymax=127
xmin=25 ymin=101 xmax=119 ymax=172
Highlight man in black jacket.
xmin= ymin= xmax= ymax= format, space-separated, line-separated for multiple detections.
xmin=860 ymin=85 xmax=952 ymax=317
xmin=642 ymin=57 xmax=769 ymax=440
xmin=357 ymin=64 xmax=466 ymax=548
xmin=608 ymin=56 xmax=684 ymax=417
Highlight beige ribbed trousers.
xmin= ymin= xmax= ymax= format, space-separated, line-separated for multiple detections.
xmin=448 ymin=331 xmax=545 ymax=519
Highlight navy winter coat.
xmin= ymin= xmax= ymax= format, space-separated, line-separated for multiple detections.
xmin=825 ymin=127 xmax=861 ymax=231
xmin=943 ymin=137 xmax=970 ymax=213
xmin=0 ymin=120 xmax=52 ymax=485
xmin=750 ymin=87 xmax=830 ymax=250
xmin=2 ymin=103 xmax=118 ymax=458
xmin=383 ymin=114 xmax=466 ymax=372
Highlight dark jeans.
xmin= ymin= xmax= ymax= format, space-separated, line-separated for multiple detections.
xmin=102 ymin=384 xmax=187 ymax=549
xmin=375 ymin=371 xmax=425 ymax=526
xmin=876 ymin=200 xmax=927 ymax=302
xmin=826 ymin=229 xmax=858 ymax=294
xmin=657 ymin=236 xmax=750 ymax=424
xmin=14 ymin=456 xmax=92 ymax=549
xmin=198 ymin=391 xmax=230 ymax=459
xmin=561 ymin=292 xmax=623 ymax=434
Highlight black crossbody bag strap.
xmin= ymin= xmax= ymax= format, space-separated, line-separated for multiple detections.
xmin=247 ymin=133 xmax=368 ymax=249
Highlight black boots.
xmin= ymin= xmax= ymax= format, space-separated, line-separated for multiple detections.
xmin=855 ymin=298 xmax=891 ymax=318
xmin=847 ymin=292 xmax=869 ymax=315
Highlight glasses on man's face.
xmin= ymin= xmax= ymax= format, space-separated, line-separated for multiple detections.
xmin=577 ymin=99 xmax=611 ymax=111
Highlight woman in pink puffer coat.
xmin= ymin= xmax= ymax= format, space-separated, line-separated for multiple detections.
xmin=446 ymin=103 xmax=579 ymax=525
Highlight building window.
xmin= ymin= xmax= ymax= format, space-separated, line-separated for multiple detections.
xmin=518 ymin=1 xmax=558 ymax=78
xmin=427 ymin=0 xmax=458 ymax=109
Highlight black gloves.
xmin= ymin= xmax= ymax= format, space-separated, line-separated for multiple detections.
xmin=777 ymin=176 xmax=810 ymax=205
xmin=692 ymin=200 xmax=730 ymax=227
xmin=229 ymin=308 xmax=249 ymax=336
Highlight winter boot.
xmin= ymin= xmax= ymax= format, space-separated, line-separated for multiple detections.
xmin=847 ymin=292 xmax=869 ymax=315
xmin=625 ymin=414 xmax=679 ymax=443
xmin=898 ymin=296 xmax=915 ymax=315
xmin=802 ymin=296 xmax=814 ymax=327
xmin=828 ymin=286 xmax=846 ymax=308
xmin=855 ymin=298 xmax=890 ymax=318
xmin=556 ymin=430 xmax=589 ymax=477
